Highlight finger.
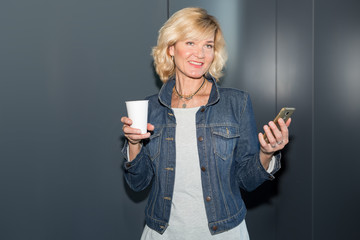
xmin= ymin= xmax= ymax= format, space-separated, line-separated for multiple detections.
xmin=278 ymin=118 xmax=289 ymax=130
xmin=147 ymin=123 xmax=155 ymax=131
xmin=123 ymin=125 xmax=142 ymax=135
xmin=277 ymin=118 xmax=289 ymax=144
xmin=125 ymin=132 xmax=151 ymax=143
xmin=258 ymin=132 xmax=269 ymax=147
xmin=269 ymin=121 xmax=282 ymax=136
xmin=263 ymin=124 xmax=277 ymax=147
xmin=121 ymin=116 xmax=133 ymax=125
xmin=120 ymin=116 xmax=127 ymax=123
xmin=126 ymin=132 xmax=151 ymax=139
xmin=285 ymin=118 xmax=292 ymax=127
xmin=259 ymin=133 xmax=276 ymax=155
xmin=269 ymin=121 xmax=284 ymax=144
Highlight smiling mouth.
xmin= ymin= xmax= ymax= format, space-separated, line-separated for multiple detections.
xmin=189 ymin=61 xmax=203 ymax=66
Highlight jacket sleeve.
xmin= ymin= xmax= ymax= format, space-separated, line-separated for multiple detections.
xmin=122 ymin=139 xmax=154 ymax=192
xmin=234 ymin=93 xmax=281 ymax=192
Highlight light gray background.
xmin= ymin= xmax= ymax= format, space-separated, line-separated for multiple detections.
xmin=1 ymin=0 xmax=359 ymax=239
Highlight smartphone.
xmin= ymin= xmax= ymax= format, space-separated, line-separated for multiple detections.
xmin=263 ymin=107 xmax=295 ymax=143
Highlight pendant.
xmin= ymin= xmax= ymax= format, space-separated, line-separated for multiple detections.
xmin=182 ymin=103 xmax=187 ymax=108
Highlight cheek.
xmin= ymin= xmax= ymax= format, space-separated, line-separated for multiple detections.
xmin=206 ymin=52 xmax=215 ymax=63
xmin=179 ymin=49 xmax=192 ymax=58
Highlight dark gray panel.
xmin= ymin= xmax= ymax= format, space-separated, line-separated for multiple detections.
xmin=0 ymin=1 xmax=167 ymax=240
xmin=314 ymin=0 xmax=360 ymax=239
xmin=276 ymin=0 xmax=313 ymax=239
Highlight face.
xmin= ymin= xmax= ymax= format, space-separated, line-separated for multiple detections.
xmin=169 ymin=35 xmax=215 ymax=81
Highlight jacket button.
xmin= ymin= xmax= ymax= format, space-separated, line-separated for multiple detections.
xmin=198 ymin=136 xmax=204 ymax=142
xmin=201 ymin=166 xmax=206 ymax=172
xmin=206 ymin=196 xmax=211 ymax=202
xmin=126 ymin=163 xmax=131 ymax=168
xmin=200 ymin=108 xmax=205 ymax=112
xmin=212 ymin=225 xmax=218 ymax=231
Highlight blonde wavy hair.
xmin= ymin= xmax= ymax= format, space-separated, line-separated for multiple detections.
xmin=152 ymin=7 xmax=228 ymax=82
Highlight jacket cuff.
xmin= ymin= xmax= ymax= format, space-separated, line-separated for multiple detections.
xmin=256 ymin=151 xmax=282 ymax=181
xmin=121 ymin=139 xmax=144 ymax=170
xmin=266 ymin=152 xmax=282 ymax=179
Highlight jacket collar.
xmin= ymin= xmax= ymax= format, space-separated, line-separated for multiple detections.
xmin=158 ymin=75 xmax=220 ymax=109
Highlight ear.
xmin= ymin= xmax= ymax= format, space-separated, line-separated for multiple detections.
xmin=168 ymin=45 xmax=174 ymax=56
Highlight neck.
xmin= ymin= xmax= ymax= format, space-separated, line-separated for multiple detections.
xmin=175 ymin=76 xmax=205 ymax=95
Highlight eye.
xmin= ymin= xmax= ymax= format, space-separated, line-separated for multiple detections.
xmin=205 ymin=44 xmax=214 ymax=49
xmin=186 ymin=41 xmax=195 ymax=46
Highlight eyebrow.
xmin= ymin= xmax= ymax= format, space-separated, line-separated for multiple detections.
xmin=184 ymin=39 xmax=214 ymax=43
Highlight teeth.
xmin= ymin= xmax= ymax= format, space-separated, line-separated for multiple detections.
xmin=189 ymin=61 xmax=203 ymax=65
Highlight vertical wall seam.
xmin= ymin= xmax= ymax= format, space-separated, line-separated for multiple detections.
xmin=275 ymin=0 xmax=279 ymax=239
xmin=275 ymin=0 xmax=278 ymax=115
xmin=311 ymin=1 xmax=315 ymax=240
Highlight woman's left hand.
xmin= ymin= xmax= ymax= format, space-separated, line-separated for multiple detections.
xmin=258 ymin=118 xmax=292 ymax=161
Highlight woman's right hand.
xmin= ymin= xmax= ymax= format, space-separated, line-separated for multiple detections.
xmin=121 ymin=116 xmax=154 ymax=145
xmin=121 ymin=116 xmax=154 ymax=161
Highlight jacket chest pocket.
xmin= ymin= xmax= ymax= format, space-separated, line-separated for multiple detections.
xmin=144 ymin=129 xmax=162 ymax=160
xmin=211 ymin=126 xmax=240 ymax=160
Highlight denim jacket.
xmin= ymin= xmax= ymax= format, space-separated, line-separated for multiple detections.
xmin=122 ymin=76 xmax=281 ymax=235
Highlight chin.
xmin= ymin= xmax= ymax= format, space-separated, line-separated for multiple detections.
xmin=187 ymin=73 xmax=206 ymax=79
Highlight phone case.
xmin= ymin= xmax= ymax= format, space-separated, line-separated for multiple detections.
xmin=263 ymin=107 xmax=295 ymax=143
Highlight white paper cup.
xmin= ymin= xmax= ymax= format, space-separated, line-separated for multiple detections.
xmin=125 ymin=100 xmax=149 ymax=134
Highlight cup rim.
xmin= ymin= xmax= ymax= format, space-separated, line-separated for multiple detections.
xmin=125 ymin=100 xmax=149 ymax=103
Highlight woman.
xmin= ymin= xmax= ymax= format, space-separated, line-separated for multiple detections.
xmin=121 ymin=7 xmax=291 ymax=239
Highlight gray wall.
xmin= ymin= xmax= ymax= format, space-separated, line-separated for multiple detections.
xmin=314 ymin=0 xmax=360 ymax=239
xmin=1 ymin=0 xmax=359 ymax=240
xmin=0 ymin=1 xmax=166 ymax=240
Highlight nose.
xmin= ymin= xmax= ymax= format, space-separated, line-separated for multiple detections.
xmin=194 ymin=46 xmax=205 ymax=58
